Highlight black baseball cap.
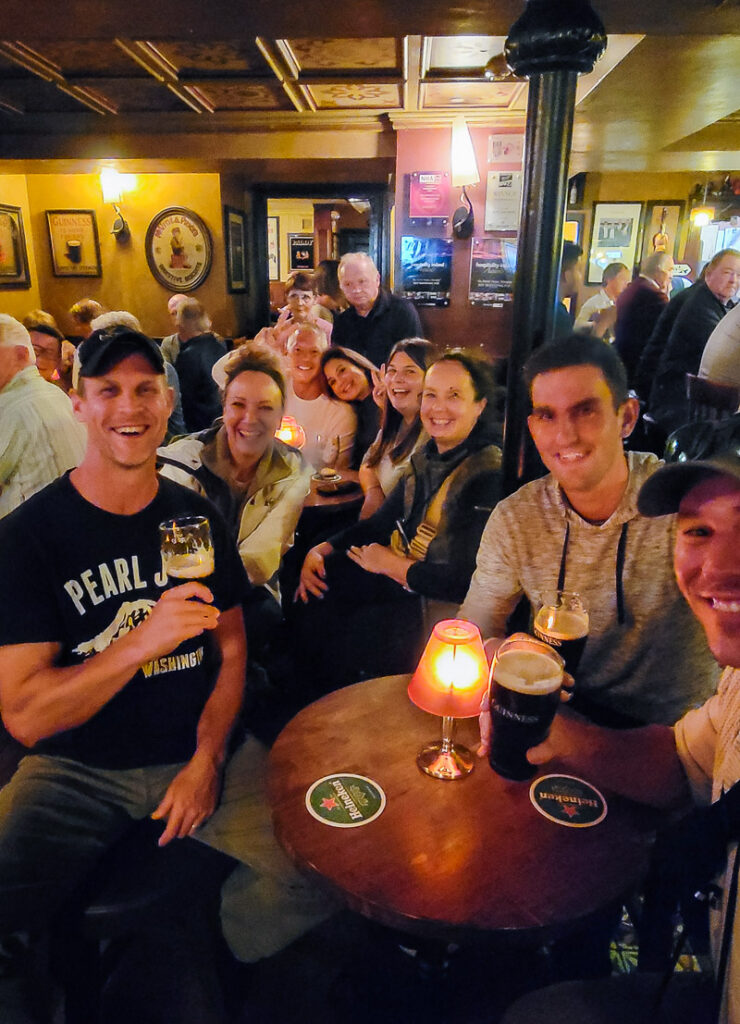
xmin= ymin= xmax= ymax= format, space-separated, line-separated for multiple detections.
xmin=74 ymin=325 xmax=164 ymax=387
xmin=638 ymin=448 xmax=740 ymax=517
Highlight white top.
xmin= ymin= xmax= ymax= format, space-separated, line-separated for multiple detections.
xmin=0 ymin=366 xmax=87 ymax=518
xmin=699 ymin=303 xmax=740 ymax=389
xmin=284 ymin=382 xmax=357 ymax=470
xmin=574 ymin=288 xmax=614 ymax=337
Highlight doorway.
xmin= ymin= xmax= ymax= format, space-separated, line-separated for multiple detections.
xmin=253 ymin=184 xmax=389 ymax=329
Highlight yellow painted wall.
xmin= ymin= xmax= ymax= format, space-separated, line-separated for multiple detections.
xmin=267 ymin=198 xmax=315 ymax=281
xmin=3 ymin=172 xmax=243 ymax=339
xmin=0 ymin=174 xmax=42 ymax=319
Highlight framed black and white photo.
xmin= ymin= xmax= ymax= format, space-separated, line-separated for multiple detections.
xmin=587 ymin=202 xmax=643 ymax=285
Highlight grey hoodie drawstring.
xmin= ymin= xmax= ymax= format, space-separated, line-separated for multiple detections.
xmin=558 ymin=521 xmax=629 ymax=625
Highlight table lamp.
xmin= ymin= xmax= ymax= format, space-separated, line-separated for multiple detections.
xmin=274 ymin=415 xmax=306 ymax=449
xmin=408 ymin=619 xmax=489 ymax=780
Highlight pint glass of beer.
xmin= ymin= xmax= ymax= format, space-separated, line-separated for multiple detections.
xmin=533 ymin=590 xmax=589 ymax=677
xmin=488 ymin=634 xmax=564 ymax=781
xmin=159 ymin=515 xmax=215 ymax=582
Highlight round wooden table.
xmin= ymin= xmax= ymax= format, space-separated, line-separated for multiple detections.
xmin=302 ymin=469 xmax=363 ymax=512
xmin=268 ymin=675 xmax=656 ymax=946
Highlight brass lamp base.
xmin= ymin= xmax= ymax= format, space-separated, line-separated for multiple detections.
xmin=417 ymin=740 xmax=475 ymax=780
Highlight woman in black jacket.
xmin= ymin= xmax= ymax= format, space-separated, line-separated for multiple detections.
xmin=291 ymin=349 xmax=503 ymax=696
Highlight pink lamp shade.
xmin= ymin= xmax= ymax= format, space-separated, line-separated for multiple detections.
xmin=274 ymin=415 xmax=306 ymax=449
xmin=408 ymin=619 xmax=489 ymax=719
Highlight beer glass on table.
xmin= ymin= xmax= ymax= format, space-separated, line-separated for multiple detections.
xmin=533 ymin=590 xmax=589 ymax=678
xmin=488 ymin=634 xmax=564 ymax=781
xmin=159 ymin=515 xmax=214 ymax=584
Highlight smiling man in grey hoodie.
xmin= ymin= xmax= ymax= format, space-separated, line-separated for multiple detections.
xmin=460 ymin=334 xmax=717 ymax=727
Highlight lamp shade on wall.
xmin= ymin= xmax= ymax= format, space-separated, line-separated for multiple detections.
xmin=450 ymin=118 xmax=480 ymax=189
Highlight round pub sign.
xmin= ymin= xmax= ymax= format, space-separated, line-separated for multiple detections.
xmin=145 ymin=207 xmax=212 ymax=292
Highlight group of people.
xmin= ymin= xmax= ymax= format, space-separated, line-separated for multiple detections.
xmin=1 ymin=240 xmax=740 ymax=1023
xmin=562 ymin=242 xmax=740 ymax=442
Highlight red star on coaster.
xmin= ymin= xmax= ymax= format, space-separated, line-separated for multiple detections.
xmin=320 ymin=797 xmax=339 ymax=811
xmin=562 ymin=804 xmax=579 ymax=818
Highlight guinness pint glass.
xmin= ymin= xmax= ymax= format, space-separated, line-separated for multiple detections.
xmin=533 ymin=590 xmax=589 ymax=677
xmin=489 ymin=634 xmax=564 ymax=781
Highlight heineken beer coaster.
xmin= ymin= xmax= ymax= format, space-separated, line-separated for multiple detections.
xmin=529 ymin=774 xmax=607 ymax=828
xmin=306 ymin=774 xmax=386 ymax=828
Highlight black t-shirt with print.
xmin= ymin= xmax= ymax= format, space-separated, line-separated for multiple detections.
xmin=0 ymin=473 xmax=249 ymax=769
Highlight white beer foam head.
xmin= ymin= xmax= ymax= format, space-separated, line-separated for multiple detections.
xmin=494 ymin=650 xmax=562 ymax=695
xmin=534 ymin=607 xmax=589 ymax=640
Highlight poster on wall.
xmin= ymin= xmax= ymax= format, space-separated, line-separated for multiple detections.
xmin=487 ymin=134 xmax=524 ymax=166
xmin=145 ymin=207 xmax=212 ymax=292
xmin=408 ymin=172 xmax=450 ymax=221
xmin=469 ymin=237 xmax=517 ymax=307
xmin=400 ymin=236 xmax=452 ymax=307
xmin=46 ymin=210 xmax=101 ymax=278
xmin=288 ymin=234 xmax=315 ymax=271
xmin=267 ymin=216 xmax=280 ymax=281
xmin=587 ymin=202 xmax=643 ymax=285
xmin=0 ymin=203 xmax=30 ymax=288
xmin=484 ymin=172 xmax=523 ymax=231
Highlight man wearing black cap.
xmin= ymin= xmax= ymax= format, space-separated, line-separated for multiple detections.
xmin=500 ymin=433 xmax=740 ymax=1023
xmin=0 ymin=327 xmax=330 ymax=968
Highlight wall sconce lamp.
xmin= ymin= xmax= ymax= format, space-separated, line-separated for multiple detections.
xmin=408 ymin=619 xmax=489 ymax=780
xmin=689 ymin=179 xmax=715 ymax=228
xmin=450 ymin=117 xmax=480 ymax=240
xmin=100 ymin=168 xmax=131 ymax=242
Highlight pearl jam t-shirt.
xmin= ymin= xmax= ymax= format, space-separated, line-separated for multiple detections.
xmin=0 ymin=473 xmax=249 ymax=769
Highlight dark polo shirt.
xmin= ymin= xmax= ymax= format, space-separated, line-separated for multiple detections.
xmin=331 ymin=288 xmax=422 ymax=367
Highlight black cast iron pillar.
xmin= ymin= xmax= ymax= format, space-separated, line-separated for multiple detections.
xmin=501 ymin=0 xmax=606 ymax=495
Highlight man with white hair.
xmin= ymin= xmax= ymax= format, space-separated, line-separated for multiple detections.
xmin=161 ymin=292 xmax=189 ymax=365
xmin=332 ymin=252 xmax=422 ymax=366
xmin=0 ymin=314 xmax=86 ymax=518
xmin=283 ymin=324 xmax=356 ymax=470
xmin=173 ymin=298 xmax=226 ymax=432
xmin=614 ymin=250 xmax=674 ymax=387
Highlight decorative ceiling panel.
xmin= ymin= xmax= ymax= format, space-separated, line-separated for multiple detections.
xmin=25 ymin=40 xmax=135 ymax=76
xmin=425 ymin=35 xmax=506 ymax=72
xmin=0 ymin=78 xmax=83 ymax=112
xmin=287 ymin=38 xmax=400 ymax=72
xmin=191 ymin=80 xmax=290 ymax=110
xmin=148 ymin=40 xmax=267 ymax=75
xmin=420 ymin=80 xmax=524 ymax=109
xmin=307 ymin=82 xmax=402 ymax=108
xmin=69 ymin=76 xmax=186 ymax=111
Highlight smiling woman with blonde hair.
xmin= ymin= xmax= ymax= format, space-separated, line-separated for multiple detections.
xmin=158 ymin=343 xmax=311 ymax=648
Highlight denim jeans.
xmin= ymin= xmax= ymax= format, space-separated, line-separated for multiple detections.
xmin=0 ymin=734 xmax=335 ymax=961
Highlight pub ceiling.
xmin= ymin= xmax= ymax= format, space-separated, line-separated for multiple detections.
xmin=0 ymin=0 xmax=738 ymax=182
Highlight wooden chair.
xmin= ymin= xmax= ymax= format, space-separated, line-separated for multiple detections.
xmin=686 ymin=373 xmax=740 ymax=423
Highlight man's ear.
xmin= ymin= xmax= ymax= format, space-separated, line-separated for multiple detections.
xmin=620 ymin=396 xmax=640 ymax=439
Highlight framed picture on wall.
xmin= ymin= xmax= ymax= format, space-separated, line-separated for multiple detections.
xmin=587 ymin=202 xmax=643 ymax=285
xmin=46 ymin=209 xmax=101 ymax=277
xmin=267 ymin=216 xmax=280 ymax=281
xmin=288 ymin=233 xmax=314 ymax=271
xmin=564 ymin=212 xmax=585 ymax=247
xmin=640 ymin=200 xmax=685 ymax=262
xmin=224 ymin=206 xmax=248 ymax=293
xmin=145 ymin=207 xmax=212 ymax=292
xmin=0 ymin=203 xmax=31 ymax=288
